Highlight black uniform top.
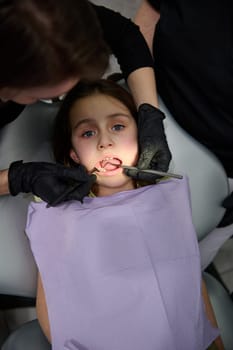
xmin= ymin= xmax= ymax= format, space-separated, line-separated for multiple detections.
xmin=92 ymin=4 xmax=153 ymax=78
xmin=148 ymin=0 xmax=233 ymax=176
xmin=0 ymin=4 xmax=153 ymax=129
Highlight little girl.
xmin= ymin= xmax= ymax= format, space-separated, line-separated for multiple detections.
xmin=25 ymin=79 xmax=223 ymax=349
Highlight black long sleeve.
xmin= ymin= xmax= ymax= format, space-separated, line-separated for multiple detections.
xmin=147 ymin=0 xmax=161 ymax=11
xmin=0 ymin=101 xmax=25 ymax=128
xmin=0 ymin=5 xmax=154 ymax=129
xmin=92 ymin=4 xmax=154 ymax=78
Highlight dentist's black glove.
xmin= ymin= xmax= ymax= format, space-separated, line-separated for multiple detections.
xmin=124 ymin=103 xmax=172 ymax=182
xmin=8 ymin=161 xmax=96 ymax=205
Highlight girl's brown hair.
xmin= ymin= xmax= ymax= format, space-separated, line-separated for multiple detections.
xmin=0 ymin=0 xmax=109 ymax=89
xmin=53 ymin=79 xmax=138 ymax=167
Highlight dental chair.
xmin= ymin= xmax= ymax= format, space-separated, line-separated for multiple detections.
xmin=0 ymin=97 xmax=233 ymax=349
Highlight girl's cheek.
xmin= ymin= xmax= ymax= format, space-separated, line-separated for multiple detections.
xmin=124 ymin=139 xmax=138 ymax=151
xmin=79 ymin=147 xmax=95 ymax=169
xmin=122 ymin=136 xmax=136 ymax=145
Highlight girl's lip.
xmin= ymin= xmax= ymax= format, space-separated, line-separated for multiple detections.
xmin=95 ymin=166 xmax=123 ymax=177
xmin=94 ymin=156 xmax=122 ymax=173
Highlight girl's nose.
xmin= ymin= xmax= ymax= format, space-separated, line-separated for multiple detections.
xmin=98 ymin=141 xmax=113 ymax=149
xmin=98 ymin=135 xmax=113 ymax=149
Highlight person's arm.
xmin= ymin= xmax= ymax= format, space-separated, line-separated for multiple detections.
xmin=3 ymin=161 xmax=96 ymax=205
xmin=36 ymin=273 xmax=51 ymax=343
xmin=92 ymin=4 xmax=158 ymax=107
xmin=134 ymin=0 xmax=160 ymax=55
xmin=93 ymin=4 xmax=171 ymax=177
xmin=131 ymin=0 xmax=161 ymax=107
xmin=92 ymin=4 xmax=154 ymax=81
xmin=127 ymin=66 xmax=158 ymax=108
xmin=202 ymin=279 xmax=224 ymax=350
xmin=124 ymin=67 xmax=172 ymax=178
xmin=0 ymin=169 xmax=10 ymax=195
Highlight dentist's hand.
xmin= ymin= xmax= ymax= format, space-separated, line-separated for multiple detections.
xmin=8 ymin=161 xmax=96 ymax=205
xmin=124 ymin=103 xmax=172 ymax=182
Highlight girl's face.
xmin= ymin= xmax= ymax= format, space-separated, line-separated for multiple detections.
xmin=69 ymin=93 xmax=138 ymax=197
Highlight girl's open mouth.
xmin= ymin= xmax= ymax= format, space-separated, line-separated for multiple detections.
xmin=95 ymin=157 xmax=122 ymax=173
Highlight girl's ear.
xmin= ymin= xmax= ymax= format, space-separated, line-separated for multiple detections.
xmin=69 ymin=149 xmax=80 ymax=164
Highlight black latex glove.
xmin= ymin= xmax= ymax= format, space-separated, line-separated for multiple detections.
xmin=8 ymin=161 xmax=96 ymax=205
xmin=124 ymin=103 xmax=172 ymax=182
xmin=218 ymin=191 xmax=233 ymax=227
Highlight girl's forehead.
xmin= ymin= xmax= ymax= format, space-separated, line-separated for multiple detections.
xmin=69 ymin=94 xmax=136 ymax=129
xmin=72 ymin=93 xmax=112 ymax=106
xmin=70 ymin=93 xmax=132 ymax=122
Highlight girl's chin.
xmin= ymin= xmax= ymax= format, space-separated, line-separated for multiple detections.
xmin=95 ymin=178 xmax=135 ymax=195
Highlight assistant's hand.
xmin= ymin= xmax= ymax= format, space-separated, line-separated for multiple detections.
xmin=8 ymin=161 xmax=96 ymax=205
xmin=124 ymin=103 xmax=172 ymax=182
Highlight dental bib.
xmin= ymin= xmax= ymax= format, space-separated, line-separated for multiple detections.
xmin=26 ymin=177 xmax=218 ymax=350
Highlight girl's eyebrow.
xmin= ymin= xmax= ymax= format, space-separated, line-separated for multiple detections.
xmin=73 ymin=118 xmax=94 ymax=129
xmin=73 ymin=113 xmax=131 ymax=129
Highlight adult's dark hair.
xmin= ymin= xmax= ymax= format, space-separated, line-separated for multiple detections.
xmin=0 ymin=0 xmax=109 ymax=89
xmin=53 ymin=79 xmax=138 ymax=167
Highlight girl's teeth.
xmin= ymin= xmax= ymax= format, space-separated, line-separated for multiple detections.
xmin=96 ymin=167 xmax=106 ymax=172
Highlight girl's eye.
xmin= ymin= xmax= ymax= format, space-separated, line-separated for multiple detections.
xmin=112 ymin=124 xmax=125 ymax=131
xmin=82 ymin=130 xmax=96 ymax=138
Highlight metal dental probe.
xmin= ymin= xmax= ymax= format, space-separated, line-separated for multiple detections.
xmin=121 ymin=165 xmax=183 ymax=179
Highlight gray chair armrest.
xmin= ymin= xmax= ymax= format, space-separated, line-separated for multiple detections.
xmin=2 ymin=319 xmax=51 ymax=350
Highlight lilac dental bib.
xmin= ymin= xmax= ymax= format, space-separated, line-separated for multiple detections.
xmin=26 ymin=178 xmax=218 ymax=350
